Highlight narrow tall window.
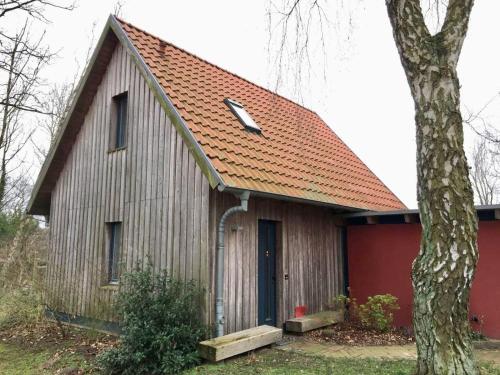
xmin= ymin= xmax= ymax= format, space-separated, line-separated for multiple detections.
xmin=111 ymin=92 xmax=128 ymax=149
xmin=107 ymin=222 xmax=121 ymax=284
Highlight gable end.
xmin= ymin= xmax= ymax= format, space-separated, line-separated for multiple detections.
xmin=28 ymin=15 xmax=224 ymax=215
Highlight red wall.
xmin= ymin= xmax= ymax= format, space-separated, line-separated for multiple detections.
xmin=347 ymin=221 xmax=500 ymax=339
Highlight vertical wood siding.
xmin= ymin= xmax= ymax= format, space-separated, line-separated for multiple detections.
xmin=46 ymin=44 xmax=211 ymax=320
xmin=209 ymin=191 xmax=344 ymax=334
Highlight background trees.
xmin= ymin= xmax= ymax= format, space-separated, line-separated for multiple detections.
xmin=0 ymin=0 xmax=73 ymax=316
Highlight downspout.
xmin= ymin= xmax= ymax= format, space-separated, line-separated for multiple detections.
xmin=215 ymin=190 xmax=250 ymax=337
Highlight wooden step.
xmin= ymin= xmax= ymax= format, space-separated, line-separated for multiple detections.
xmin=199 ymin=325 xmax=282 ymax=362
xmin=285 ymin=310 xmax=343 ymax=333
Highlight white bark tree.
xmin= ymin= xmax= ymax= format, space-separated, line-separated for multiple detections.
xmin=270 ymin=1 xmax=479 ymax=373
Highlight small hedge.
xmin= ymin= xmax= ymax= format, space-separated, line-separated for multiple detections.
xmin=336 ymin=294 xmax=400 ymax=332
xmin=97 ymin=266 xmax=208 ymax=374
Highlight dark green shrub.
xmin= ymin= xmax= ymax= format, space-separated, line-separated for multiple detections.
xmin=97 ymin=266 xmax=208 ymax=374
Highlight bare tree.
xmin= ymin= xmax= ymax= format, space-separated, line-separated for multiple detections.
xmin=33 ymin=22 xmax=97 ymax=164
xmin=271 ymin=1 xmax=479 ymax=373
xmin=0 ymin=21 xmax=54 ymax=209
xmin=0 ymin=0 xmax=74 ymax=21
xmin=470 ymin=137 xmax=499 ymax=205
xmin=0 ymin=0 xmax=74 ymax=210
xmin=32 ymin=78 xmax=75 ymax=164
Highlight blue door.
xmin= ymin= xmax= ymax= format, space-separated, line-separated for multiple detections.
xmin=258 ymin=220 xmax=277 ymax=326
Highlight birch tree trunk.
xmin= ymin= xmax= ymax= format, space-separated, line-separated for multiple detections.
xmin=386 ymin=1 xmax=478 ymax=374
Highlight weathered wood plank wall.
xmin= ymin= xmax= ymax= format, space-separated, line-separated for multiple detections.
xmin=45 ymin=41 xmax=345 ymax=334
xmin=209 ymin=191 xmax=344 ymax=334
xmin=46 ymin=43 xmax=211 ymax=321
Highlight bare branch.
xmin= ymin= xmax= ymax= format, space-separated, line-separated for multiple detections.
xmin=440 ymin=0 xmax=474 ymax=65
xmin=267 ymin=0 xmax=331 ymax=102
xmin=470 ymin=137 xmax=500 ymax=205
xmin=0 ymin=0 xmax=75 ymax=21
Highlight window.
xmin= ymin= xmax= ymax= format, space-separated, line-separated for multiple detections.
xmin=111 ymin=92 xmax=128 ymax=149
xmin=106 ymin=222 xmax=122 ymax=284
xmin=224 ymin=98 xmax=261 ymax=133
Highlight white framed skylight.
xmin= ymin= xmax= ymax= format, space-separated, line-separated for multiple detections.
xmin=224 ymin=99 xmax=261 ymax=133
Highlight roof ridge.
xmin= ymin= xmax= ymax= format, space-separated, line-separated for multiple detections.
xmin=115 ymin=16 xmax=319 ymax=117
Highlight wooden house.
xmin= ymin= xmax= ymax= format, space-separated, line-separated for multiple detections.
xmin=28 ymin=15 xmax=405 ymax=336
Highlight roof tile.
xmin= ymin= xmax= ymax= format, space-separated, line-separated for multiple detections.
xmin=118 ymin=19 xmax=405 ymax=211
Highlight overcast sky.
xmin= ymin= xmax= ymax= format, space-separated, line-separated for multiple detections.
xmin=14 ymin=1 xmax=500 ymax=209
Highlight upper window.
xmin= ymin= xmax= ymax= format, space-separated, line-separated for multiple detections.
xmin=111 ymin=92 xmax=128 ymax=150
xmin=224 ymin=99 xmax=261 ymax=133
xmin=106 ymin=222 xmax=122 ymax=284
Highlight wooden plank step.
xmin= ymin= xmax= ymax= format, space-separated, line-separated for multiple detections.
xmin=285 ymin=310 xmax=343 ymax=333
xmin=199 ymin=325 xmax=282 ymax=362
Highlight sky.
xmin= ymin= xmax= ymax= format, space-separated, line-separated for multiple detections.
xmin=10 ymin=0 xmax=500 ymax=209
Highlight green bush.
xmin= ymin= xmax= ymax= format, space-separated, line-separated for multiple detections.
xmin=335 ymin=293 xmax=399 ymax=332
xmin=0 ymin=288 xmax=44 ymax=329
xmin=97 ymin=266 xmax=208 ymax=375
xmin=358 ymin=294 xmax=399 ymax=332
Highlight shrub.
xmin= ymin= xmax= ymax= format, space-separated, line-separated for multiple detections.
xmin=97 ymin=266 xmax=208 ymax=375
xmin=0 ymin=288 xmax=44 ymax=329
xmin=335 ymin=293 xmax=399 ymax=332
xmin=358 ymin=294 xmax=399 ymax=332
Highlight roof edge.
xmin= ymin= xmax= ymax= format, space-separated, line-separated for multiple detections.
xmin=27 ymin=16 xmax=118 ymax=215
xmin=109 ymin=16 xmax=225 ymax=190
xmin=222 ymin=186 xmax=365 ymax=213
xmin=341 ymin=204 xmax=500 ymax=218
xmin=312 ymin=111 xmax=407 ymax=210
xmin=28 ymin=15 xmax=225 ymax=215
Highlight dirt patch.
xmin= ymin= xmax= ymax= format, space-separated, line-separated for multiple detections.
xmin=303 ymin=322 xmax=415 ymax=346
xmin=0 ymin=321 xmax=117 ymax=361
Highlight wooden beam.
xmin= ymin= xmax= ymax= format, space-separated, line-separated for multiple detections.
xmin=285 ymin=310 xmax=344 ymax=333
xmin=366 ymin=216 xmax=379 ymax=225
xmin=198 ymin=325 xmax=282 ymax=362
xmin=404 ymin=214 xmax=418 ymax=224
xmin=495 ymin=209 xmax=500 ymax=220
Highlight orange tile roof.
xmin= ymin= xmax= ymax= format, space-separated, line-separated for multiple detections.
xmin=119 ymin=19 xmax=405 ymax=211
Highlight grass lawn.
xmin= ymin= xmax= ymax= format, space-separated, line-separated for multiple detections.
xmin=0 ymin=339 xmax=498 ymax=374
xmin=0 ymin=341 xmax=93 ymax=375
xmin=186 ymin=348 xmax=500 ymax=375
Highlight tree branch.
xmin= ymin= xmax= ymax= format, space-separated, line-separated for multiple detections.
xmin=385 ymin=0 xmax=432 ymax=73
xmin=441 ymin=0 xmax=474 ymax=66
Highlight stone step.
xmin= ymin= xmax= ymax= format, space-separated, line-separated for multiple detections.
xmin=285 ymin=310 xmax=344 ymax=333
xmin=199 ymin=325 xmax=283 ymax=362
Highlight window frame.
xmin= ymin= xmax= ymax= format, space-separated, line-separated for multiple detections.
xmin=110 ymin=92 xmax=128 ymax=151
xmin=106 ymin=222 xmax=122 ymax=285
xmin=224 ymin=98 xmax=261 ymax=133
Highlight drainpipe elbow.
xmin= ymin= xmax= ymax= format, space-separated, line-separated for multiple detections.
xmin=238 ymin=191 xmax=250 ymax=211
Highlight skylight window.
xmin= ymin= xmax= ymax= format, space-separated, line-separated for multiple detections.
xmin=224 ymin=99 xmax=261 ymax=133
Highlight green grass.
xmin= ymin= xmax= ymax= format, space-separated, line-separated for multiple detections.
xmin=0 ymin=341 xmax=498 ymax=375
xmin=185 ymin=349 xmax=500 ymax=375
xmin=0 ymin=342 xmax=93 ymax=375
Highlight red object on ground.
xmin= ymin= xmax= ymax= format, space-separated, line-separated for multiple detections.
xmin=347 ymin=221 xmax=500 ymax=339
xmin=295 ymin=305 xmax=307 ymax=318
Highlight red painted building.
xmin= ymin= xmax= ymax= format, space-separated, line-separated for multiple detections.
xmin=345 ymin=206 xmax=500 ymax=339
